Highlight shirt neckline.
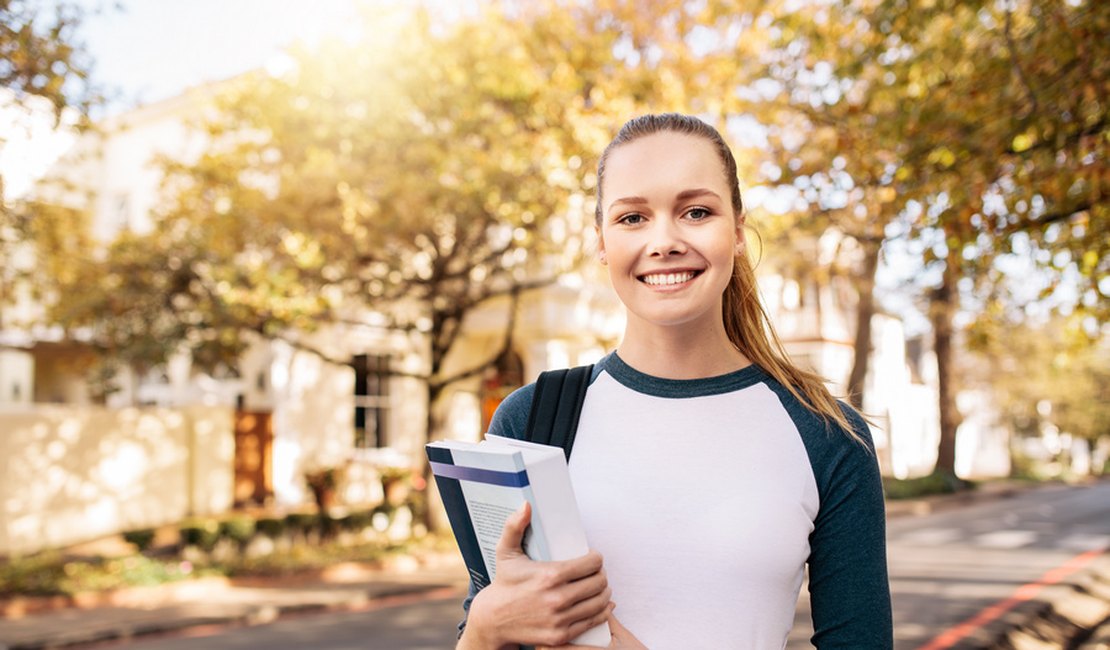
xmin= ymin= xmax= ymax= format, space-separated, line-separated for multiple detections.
xmin=599 ymin=351 xmax=767 ymax=399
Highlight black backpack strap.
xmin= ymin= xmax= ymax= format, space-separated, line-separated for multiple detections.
xmin=523 ymin=364 xmax=594 ymax=461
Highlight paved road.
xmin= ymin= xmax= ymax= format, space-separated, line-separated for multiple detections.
xmin=791 ymin=481 xmax=1110 ymax=649
xmin=114 ymin=482 xmax=1110 ymax=650
xmin=885 ymin=482 xmax=1110 ymax=649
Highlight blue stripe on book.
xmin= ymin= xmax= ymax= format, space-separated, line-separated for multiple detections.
xmin=429 ymin=462 xmax=530 ymax=488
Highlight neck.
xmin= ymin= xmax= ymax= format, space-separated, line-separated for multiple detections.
xmin=616 ymin=315 xmax=750 ymax=380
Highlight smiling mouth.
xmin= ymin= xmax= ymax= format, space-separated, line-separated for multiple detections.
xmin=638 ymin=271 xmax=702 ymax=286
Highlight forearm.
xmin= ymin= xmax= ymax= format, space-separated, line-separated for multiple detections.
xmin=456 ymin=628 xmax=516 ymax=650
xmin=456 ymin=588 xmax=517 ymax=650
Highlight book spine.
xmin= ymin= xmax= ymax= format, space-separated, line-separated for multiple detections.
xmin=426 ymin=446 xmax=491 ymax=590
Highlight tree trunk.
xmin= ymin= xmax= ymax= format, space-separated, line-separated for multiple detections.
xmin=421 ymin=380 xmax=445 ymax=531
xmin=930 ymin=250 xmax=962 ymax=478
xmin=847 ymin=239 xmax=881 ymax=410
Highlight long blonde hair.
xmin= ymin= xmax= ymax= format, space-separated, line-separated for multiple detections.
xmin=595 ymin=113 xmax=860 ymax=440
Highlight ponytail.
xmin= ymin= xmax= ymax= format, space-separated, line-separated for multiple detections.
xmin=724 ymin=250 xmax=861 ymax=441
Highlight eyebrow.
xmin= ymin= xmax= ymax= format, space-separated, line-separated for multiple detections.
xmin=675 ymin=188 xmax=723 ymax=202
xmin=606 ymin=188 xmax=723 ymax=214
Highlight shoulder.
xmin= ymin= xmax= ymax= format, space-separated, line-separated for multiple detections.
xmin=755 ymin=372 xmax=873 ymax=452
xmin=486 ymin=361 xmax=606 ymax=441
xmin=755 ymin=374 xmax=878 ymax=488
xmin=487 ymin=382 xmax=535 ymax=441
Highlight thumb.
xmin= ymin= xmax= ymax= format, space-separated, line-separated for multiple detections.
xmin=496 ymin=501 xmax=531 ymax=557
xmin=608 ymin=611 xmax=631 ymax=639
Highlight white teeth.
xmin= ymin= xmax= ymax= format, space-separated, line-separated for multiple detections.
xmin=641 ymin=272 xmax=695 ymax=286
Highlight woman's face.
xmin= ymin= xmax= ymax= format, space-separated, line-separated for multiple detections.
xmin=597 ymin=131 xmax=743 ymax=334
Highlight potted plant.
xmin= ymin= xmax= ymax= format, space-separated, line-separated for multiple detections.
xmin=379 ymin=466 xmax=415 ymax=506
xmin=304 ymin=465 xmax=344 ymax=513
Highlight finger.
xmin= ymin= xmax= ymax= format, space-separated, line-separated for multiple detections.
xmin=558 ymin=585 xmax=612 ymax=629
xmin=562 ymin=601 xmax=616 ymax=646
xmin=536 ymin=551 xmax=604 ymax=592
xmin=495 ymin=501 xmax=531 ymax=557
xmin=558 ymin=550 xmax=604 ymax=581
xmin=560 ymin=569 xmax=608 ymax=607
xmin=607 ymin=611 xmax=631 ymax=637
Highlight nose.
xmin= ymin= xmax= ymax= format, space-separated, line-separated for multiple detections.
xmin=647 ymin=218 xmax=687 ymax=257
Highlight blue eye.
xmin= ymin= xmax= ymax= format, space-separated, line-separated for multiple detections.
xmin=687 ymin=207 xmax=710 ymax=220
xmin=618 ymin=213 xmax=645 ymax=225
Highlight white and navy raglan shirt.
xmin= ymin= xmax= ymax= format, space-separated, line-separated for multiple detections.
xmin=461 ymin=352 xmax=893 ymax=649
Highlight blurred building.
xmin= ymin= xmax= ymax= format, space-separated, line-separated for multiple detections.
xmin=756 ymin=230 xmax=1009 ymax=479
xmin=0 ymin=86 xmax=1005 ymax=553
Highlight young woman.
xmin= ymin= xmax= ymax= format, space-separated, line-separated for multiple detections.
xmin=457 ymin=114 xmax=892 ymax=649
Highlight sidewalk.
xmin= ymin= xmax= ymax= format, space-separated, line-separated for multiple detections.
xmin=0 ymin=480 xmax=1094 ymax=650
xmin=882 ymin=478 xmax=1038 ymax=519
xmin=0 ymin=554 xmax=469 ymax=650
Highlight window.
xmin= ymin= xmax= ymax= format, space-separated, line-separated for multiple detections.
xmin=353 ymin=353 xmax=390 ymax=448
xmin=114 ymin=193 xmax=131 ymax=233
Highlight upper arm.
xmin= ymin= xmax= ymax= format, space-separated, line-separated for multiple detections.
xmin=487 ymin=383 xmax=535 ymax=441
xmin=807 ymin=408 xmax=893 ymax=648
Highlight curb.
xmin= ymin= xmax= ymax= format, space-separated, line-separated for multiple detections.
xmin=0 ymin=581 xmax=463 ymax=650
xmin=0 ymin=551 xmax=464 ymax=618
xmin=0 ymin=577 xmax=233 ymax=619
xmin=884 ymin=481 xmax=1036 ymax=519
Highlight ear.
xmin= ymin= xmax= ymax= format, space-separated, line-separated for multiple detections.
xmin=734 ymin=215 xmax=746 ymax=255
xmin=596 ymin=224 xmax=607 ymax=265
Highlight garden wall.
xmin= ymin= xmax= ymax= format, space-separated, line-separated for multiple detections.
xmin=0 ymin=405 xmax=233 ymax=556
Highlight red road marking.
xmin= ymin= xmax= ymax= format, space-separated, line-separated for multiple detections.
xmin=915 ymin=547 xmax=1106 ymax=650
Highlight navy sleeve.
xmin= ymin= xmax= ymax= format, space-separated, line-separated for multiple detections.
xmin=456 ymin=382 xmax=536 ymax=640
xmin=804 ymin=404 xmax=893 ymax=649
xmin=487 ymin=383 xmax=535 ymax=441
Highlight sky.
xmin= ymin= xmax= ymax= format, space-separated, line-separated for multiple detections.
xmin=77 ymin=0 xmax=363 ymax=113
xmin=1 ymin=1 xmax=387 ymax=199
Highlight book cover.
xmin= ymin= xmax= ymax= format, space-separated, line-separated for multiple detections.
xmin=426 ymin=437 xmax=611 ymax=647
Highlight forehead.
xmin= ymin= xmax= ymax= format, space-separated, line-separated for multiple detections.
xmin=602 ymin=131 xmax=728 ymax=201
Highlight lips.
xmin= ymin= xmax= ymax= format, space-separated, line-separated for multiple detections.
xmin=638 ymin=270 xmax=702 ymax=286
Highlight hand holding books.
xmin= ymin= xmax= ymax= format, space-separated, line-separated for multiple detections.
xmin=426 ymin=436 xmax=612 ymax=647
xmin=463 ymin=501 xmax=614 ymax=649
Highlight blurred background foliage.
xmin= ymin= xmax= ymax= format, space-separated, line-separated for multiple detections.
xmin=1 ymin=0 xmax=1107 ymax=476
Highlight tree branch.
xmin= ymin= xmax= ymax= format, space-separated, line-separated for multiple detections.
xmin=272 ymin=331 xmax=435 ymax=380
xmin=268 ymin=332 xmax=351 ymax=367
xmin=430 ymin=285 xmax=522 ymax=390
xmin=1000 ymin=200 xmax=1094 ymax=237
xmin=1004 ymin=3 xmax=1040 ymax=119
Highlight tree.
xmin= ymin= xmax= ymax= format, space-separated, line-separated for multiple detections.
xmin=748 ymin=0 xmax=1108 ymax=477
xmin=1 ymin=0 xmax=97 ymax=322
xmin=0 ymin=0 xmax=95 ymax=121
xmin=969 ymin=312 xmax=1110 ymax=475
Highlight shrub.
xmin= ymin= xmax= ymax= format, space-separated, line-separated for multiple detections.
xmin=883 ymin=472 xmax=976 ymax=500
xmin=0 ymin=553 xmax=197 ymax=596
xmin=284 ymin=513 xmax=319 ymax=537
xmin=179 ymin=519 xmax=220 ymax=551
xmin=122 ymin=528 xmax=157 ymax=552
xmin=255 ymin=517 xmax=286 ymax=539
xmin=0 ymin=553 xmax=67 ymax=596
xmin=343 ymin=509 xmax=375 ymax=532
xmin=218 ymin=517 xmax=256 ymax=546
